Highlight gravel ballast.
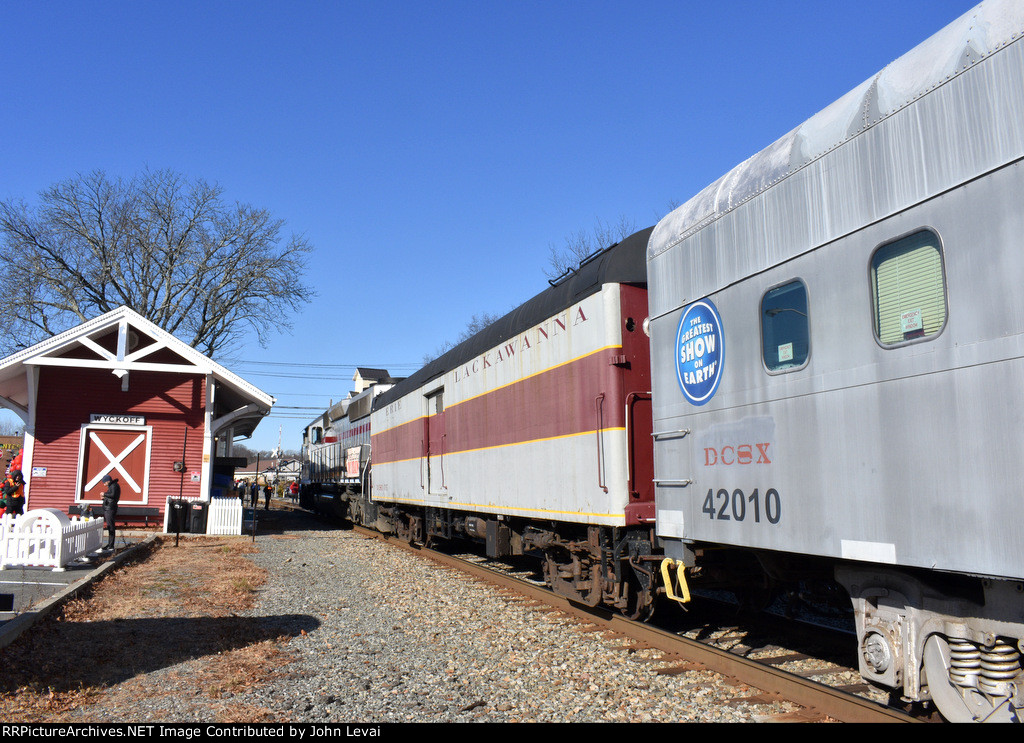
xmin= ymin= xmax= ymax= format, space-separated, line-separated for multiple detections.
xmin=31 ymin=507 xmax=805 ymax=723
xmin=220 ymin=510 xmax=797 ymax=723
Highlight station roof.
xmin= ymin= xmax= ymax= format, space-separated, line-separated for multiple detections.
xmin=0 ymin=306 xmax=275 ymax=439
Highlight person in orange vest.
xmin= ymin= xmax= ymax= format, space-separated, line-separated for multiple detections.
xmin=2 ymin=470 xmax=25 ymax=516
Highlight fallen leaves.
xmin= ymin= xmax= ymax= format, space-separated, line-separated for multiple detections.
xmin=0 ymin=535 xmax=294 ymax=722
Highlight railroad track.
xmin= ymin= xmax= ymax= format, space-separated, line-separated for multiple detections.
xmin=351 ymin=524 xmax=921 ymax=723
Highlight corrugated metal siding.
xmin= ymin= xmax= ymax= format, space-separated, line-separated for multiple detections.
xmin=26 ymin=367 xmax=207 ymax=514
xmin=648 ymin=2 xmax=1024 ymax=578
xmin=648 ymin=4 xmax=1024 ymax=318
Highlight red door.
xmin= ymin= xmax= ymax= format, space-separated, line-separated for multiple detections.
xmin=80 ymin=427 xmax=150 ymax=504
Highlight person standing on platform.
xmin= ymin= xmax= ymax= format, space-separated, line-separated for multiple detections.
xmin=101 ymin=474 xmax=120 ymax=550
xmin=2 ymin=470 xmax=25 ymax=516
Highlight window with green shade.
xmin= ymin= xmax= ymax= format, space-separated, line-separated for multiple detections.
xmin=871 ymin=230 xmax=947 ymax=346
xmin=761 ymin=280 xmax=809 ymax=372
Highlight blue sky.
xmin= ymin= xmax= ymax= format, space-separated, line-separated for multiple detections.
xmin=0 ymin=1 xmax=976 ymax=454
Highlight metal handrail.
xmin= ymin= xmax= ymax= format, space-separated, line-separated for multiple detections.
xmin=595 ymin=393 xmax=608 ymax=493
xmin=652 ymin=428 xmax=691 ymax=440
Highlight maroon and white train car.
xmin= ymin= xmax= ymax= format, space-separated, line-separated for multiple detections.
xmin=369 ymin=227 xmax=659 ymax=617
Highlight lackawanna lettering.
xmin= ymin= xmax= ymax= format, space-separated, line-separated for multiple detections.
xmin=704 ymin=443 xmax=771 ymax=466
xmin=453 ymin=306 xmax=589 ymax=384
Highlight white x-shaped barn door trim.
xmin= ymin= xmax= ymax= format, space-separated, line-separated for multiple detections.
xmin=85 ymin=431 xmax=145 ymax=493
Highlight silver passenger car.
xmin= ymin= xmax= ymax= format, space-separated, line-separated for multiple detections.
xmin=648 ymin=0 xmax=1024 ymax=722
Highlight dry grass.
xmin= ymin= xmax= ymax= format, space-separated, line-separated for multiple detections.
xmin=0 ymin=535 xmax=298 ymax=722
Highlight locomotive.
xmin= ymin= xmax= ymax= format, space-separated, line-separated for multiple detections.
xmin=301 ymin=1 xmax=1024 ymax=722
xmin=300 ymin=368 xmax=396 ymax=521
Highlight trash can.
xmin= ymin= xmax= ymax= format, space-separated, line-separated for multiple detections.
xmin=168 ymin=498 xmax=191 ymax=533
xmin=242 ymin=507 xmax=257 ymax=534
xmin=189 ymin=501 xmax=208 ymax=534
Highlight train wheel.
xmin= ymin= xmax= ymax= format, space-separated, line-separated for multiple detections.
xmin=620 ymin=575 xmax=656 ymax=622
xmin=394 ymin=513 xmax=422 ymax=544
xmin=617 ymin=557 xmax=656 ymax=621
xmin=922 ymin=634 xmax=1019 ymax=722
xmin=542 ymin=549 xmax=601 ymax=607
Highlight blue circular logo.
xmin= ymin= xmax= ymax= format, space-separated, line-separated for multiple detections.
xmin=675 ymin=299 xmax=724 ymax=406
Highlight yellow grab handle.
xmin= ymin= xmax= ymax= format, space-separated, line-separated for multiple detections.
xmin=660 ymin=557 xmax=691 ymax=605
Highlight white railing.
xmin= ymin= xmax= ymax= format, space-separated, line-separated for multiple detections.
xmin=0 ymin=512 xmax=14 ymax=543
xmin=207 ymin=496 xmax=242 ymax=535
xmin=0 ymin=509 xmax=104 ymax=571
xmin=0 ymin=497 xmax=246 ymax=572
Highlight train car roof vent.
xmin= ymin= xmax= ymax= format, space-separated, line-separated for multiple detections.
xmin=547 ymin=241 xmax=619 ymax=288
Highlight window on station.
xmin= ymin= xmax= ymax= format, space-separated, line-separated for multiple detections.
xmin=870 ymin=230 xmax=947 ymax=346
xmin=761 ymin=280 xmax=810 ymax=372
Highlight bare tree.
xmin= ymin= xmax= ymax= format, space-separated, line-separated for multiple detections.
xmin=0 ymin=169 xmax=314 ymax=357
xmin=423 ymin=310 xmax=505 ymax=363
xmin=545 ymin=215 xmax=638 ymax=281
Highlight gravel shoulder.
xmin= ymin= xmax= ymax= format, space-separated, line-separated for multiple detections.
xmin=0 ymin=506 xmax=798 ymax=723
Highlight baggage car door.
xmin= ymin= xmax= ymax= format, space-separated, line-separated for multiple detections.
xmin=626 ymin=391 xmax=655 ymax=522
xmin=425 ymin=388 xmax=446 ymax=495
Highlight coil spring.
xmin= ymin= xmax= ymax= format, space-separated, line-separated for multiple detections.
xmin=949 ymin=639 xmax=981 ymax=688
xmin=979 ymin=640 xmax=1021 ymax=696
xmin=949 ymin=638 xmax=1021 ymax=696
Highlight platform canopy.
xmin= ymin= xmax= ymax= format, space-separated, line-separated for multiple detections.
xmin=0 ymin=306 xmax=274 ymax=439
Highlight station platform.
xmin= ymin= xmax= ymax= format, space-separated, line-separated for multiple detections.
xmin=0 ymin=531 xmax=154 ymax=639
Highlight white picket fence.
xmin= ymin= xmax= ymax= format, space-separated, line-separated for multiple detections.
xmin=0 ymin=496 xmax=245 ymax=573
xmin=0 ymin=509 xmax=104 ymax=571
xmin=207 ymin=496 xmax=242 ymax=535
xmin=162 ymin=495 xmax=242 ymax=535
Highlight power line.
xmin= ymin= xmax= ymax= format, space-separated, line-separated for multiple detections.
xmin=234 ymin=370 xmax=355 ymax=381
xmin=225 ymin=359 xmax=421 ymax=371
xmin=267 ymin=392 xmax=344 ymax=398
xmin=233 ymin=368 xmax=416 ymax=382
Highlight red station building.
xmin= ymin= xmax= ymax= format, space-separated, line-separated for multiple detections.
xmin=0 ymin=307 xmax=274 ymax=524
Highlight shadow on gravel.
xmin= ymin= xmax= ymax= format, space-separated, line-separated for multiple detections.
xmin=1 ymin=613 xmax=321 ymax=692
xmin=240 ymin=504 xmax=345 ymax=536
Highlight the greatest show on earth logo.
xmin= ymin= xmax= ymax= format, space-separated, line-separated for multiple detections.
xmin=675 ymin=298 xmax=724 ymax=406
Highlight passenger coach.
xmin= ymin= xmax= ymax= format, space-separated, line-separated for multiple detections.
xmin=648 ymin=1 xmax=1024 ymax=722
xmin=368 ymin=227 xmax=661 ymax=618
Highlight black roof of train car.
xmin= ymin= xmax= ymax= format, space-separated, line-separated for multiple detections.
xmin=374 ymin=225 xmax=653 ymax=409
